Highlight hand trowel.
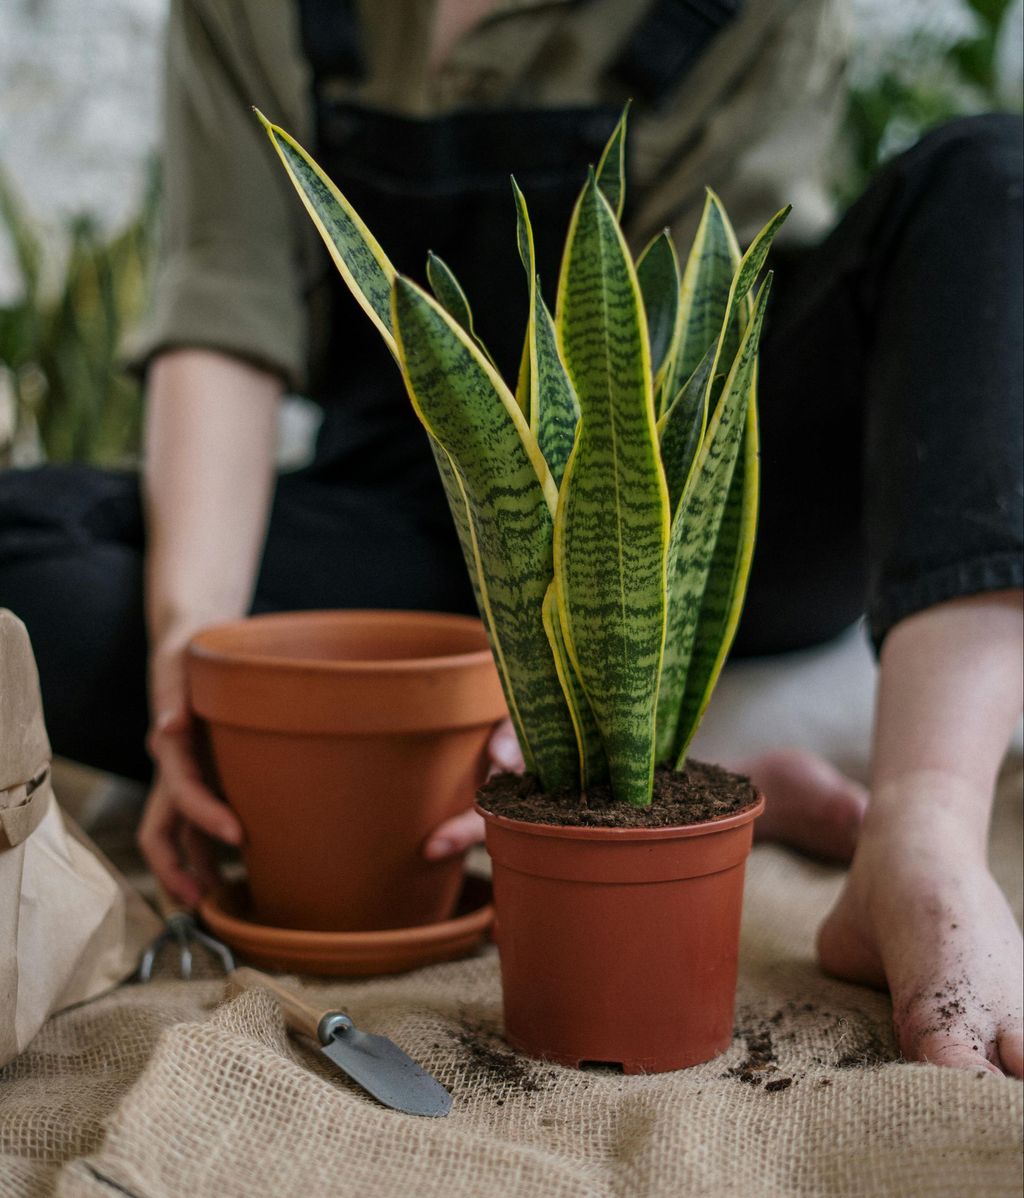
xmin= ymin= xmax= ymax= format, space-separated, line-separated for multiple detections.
xmin=137 ymin=885 xmax=452 ymax=1117
xmin=230 ymin=966 xmax=453 ymax=1117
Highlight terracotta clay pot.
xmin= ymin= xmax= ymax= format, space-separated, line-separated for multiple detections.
xmin=188 ymin=610 xmax=507 ymax=933
xmin=478 ymin=792 xmax=765 ymax=1073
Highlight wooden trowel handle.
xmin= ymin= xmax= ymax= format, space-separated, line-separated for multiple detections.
xmin=229 ymin=966 xmax=330 ymax=1041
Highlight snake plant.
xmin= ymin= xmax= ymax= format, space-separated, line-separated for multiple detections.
xmin=258 ymin=108 xmax=787 ymax=808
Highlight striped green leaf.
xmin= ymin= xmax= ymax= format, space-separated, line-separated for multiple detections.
xmin=512 ymin=179 xmax=579 ymax=486
xmin=657 ymin=345 xmax=715 ymax=514
xmin=513 ymin=329 xmax=531 ymax=415
xmin=425 ymin=252 xmax=496 ymax=367
xmin=637 ymin=230 xmax=682 ymax=396
xmin=671 ymin=190 xmax=738 ymax=403
xmin=595 ymin=103 xmax=630 ymax=220
xmin=655 ymin=275 xmax=771 ymax=764
xmin=673 ymin=390 xmax=759 ymax=763
xmin=554 ymin=172 xmax=670 ymax=807
xmin=255 ymin=110 xmax=397 ymax=357
xmin=542 ymin=583 xmax=608 ymax=790
xmin=392 ymin=276 xmax=580 ymax=791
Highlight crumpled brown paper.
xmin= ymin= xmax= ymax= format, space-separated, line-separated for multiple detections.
xmin=0 ymin=609 xmax=160 ymax=1066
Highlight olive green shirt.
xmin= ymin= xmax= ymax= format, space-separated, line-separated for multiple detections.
xmin=132 ymin=0 xmax=849 ymax=388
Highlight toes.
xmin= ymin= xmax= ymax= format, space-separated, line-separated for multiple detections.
xmin=997 ymin=1029 xmax=1024 ymax=1078
xmin=913 ymin=1034 xmax=1002 ymax=1075
xmin=895 ymin=999 xmax=1005 ymax=1075
xmin=748 ymin=747 xmax=868 ymax=861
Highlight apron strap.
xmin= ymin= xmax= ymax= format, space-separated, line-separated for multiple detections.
xmin=298 ymin=0 xmax=365 ymax=82
xmin=612 ymin=0 xmax=744 ymax=107
xmin=298 ymin=0 xmax=743 ymax=109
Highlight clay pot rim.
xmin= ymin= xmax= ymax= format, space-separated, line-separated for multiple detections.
xmin=188 ymin=609 xmax=495 ymax=675
xmin=475 ymin=792 xmax=765 ymax=841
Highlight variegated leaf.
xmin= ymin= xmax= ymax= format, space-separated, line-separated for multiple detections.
xmin=655 ymin=275 xmax=771 ymax=764
xmin=255 ymin=110 xmax=397 ymax=357
xmin=554 ymin=173 xmax=670 ymax=807
xmin=594 ymin=103 xmax=630 ymax=220
xmin=636 ymin=230 xmax=682 ymax=396
xmin=512 ymin=179 xmax=580 ymax=487
xmin=671 ymin=190 xmax=738 ymax=401
xmin=657 ymin=345 xmax=715 ymax=514
xmin=392 ymin=276 xmax=580 ymax=791
xmin=542 ymin=583 xmax=608 ymax=789
xmin=425 ymin=252 xmax=496 ymax=367
xmin=673 ymin=389 xmax=759 ymax=763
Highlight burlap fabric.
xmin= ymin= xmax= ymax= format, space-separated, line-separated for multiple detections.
xmin=1 ymin=764 xmax=1021 ymax=1198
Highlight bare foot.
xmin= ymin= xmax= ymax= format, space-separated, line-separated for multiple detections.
xmin=818 ymin=774 xmax=1023 ymax=1077
xmin=738 ymin=747 xmax=869 ymax=862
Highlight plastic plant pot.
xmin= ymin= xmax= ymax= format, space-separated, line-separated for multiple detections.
xmin=478 ymin=792 xmax=764 ymax=1073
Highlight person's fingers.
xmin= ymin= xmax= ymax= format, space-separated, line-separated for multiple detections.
xmin=423 ymin=808 xmax=486 ymax=860
xmin=179 ymin=823 xmax=221 ymax=897
xmin=151 ymin=726 xmax=242 ymax=844
xmin=137 ymin=791 xmax=203 ymax=907
xmin=488 ymin=717 xmax=525 ymax=774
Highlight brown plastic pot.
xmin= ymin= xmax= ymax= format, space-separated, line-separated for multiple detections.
xmin=188 ymin=610 xmax=507 ymax=933
xmin=478 ymin=790 xmax=765 ymax=1074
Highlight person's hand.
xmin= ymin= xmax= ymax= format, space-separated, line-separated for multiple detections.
xmin=137 ymin=640 xmax=243 ymax=905
xmin=422 ymin=717 xmax=524 ymax=860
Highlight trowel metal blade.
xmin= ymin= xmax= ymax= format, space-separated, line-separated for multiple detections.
xmin=319 ymin=1025 xmax=452 ymax=1117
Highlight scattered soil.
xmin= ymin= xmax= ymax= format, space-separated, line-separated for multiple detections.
xmin=727 ymin=1021 xmax=785 ymax=1088
xmin=478 ymin=761 xmax=758 ymax=828
xmin=909 ymin=973 xmax=986 ymax=1054
xmin=727 ymin=1001 xmax=898 ymax=1093
xmin=834 ymin=1020 xmax=893 ymax=1069
xmin=449 ymin=1018 xmax=556 ymax=1103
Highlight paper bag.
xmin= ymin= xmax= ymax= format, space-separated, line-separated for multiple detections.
xmin=1 ymin=609 xmax=160 ymax=1066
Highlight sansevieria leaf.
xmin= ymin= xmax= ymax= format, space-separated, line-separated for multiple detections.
xmin=594 ymin=103 xmax=630 ymax=220
xmin=542 ymin=583 xmax=608 ymax=789
xmin=425 ymin=252 xmax=496 ymax=367
xmin=669 ymin=190 xmax=737 ymax=407
xmin=636 ymin=230 xmax=682 ymax=396
xmin=255 ymin=110 xmax=397 ymax=357
xmin=392 ymin=276 xmax=580 ymax=791
xmin=673 ymin=387 xmax=759 ymax=763
xmin=554 ymin=172 xmax=670 ymax=807
xmin=655 ymin=275 xmax=771 ymax=764
xmin=658 ymin=345 xmax=715 ymax=514
xmin=512 ymin=179 xmax=579 ymax=486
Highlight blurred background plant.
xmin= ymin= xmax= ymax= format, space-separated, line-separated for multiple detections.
xmin=841 ymin=0 xmax=1023 ymax=203
xmin=0 ymin=166 xmax=157 ymax=466
xmin=0 ymin=0 xmax=1021 ymax=467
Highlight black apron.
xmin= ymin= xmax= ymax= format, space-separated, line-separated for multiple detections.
xmin=295 ymin=0 xmax=742 ymax=543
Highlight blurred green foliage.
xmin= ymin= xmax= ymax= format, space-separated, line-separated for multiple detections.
xmin=0 ymin=165 xmax=156 ymax=465
xmin=842 ymin=0 xmax=1022 ymax=203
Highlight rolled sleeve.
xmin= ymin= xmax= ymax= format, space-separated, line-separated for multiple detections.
xmin=125 ymin=0 xmax=314 ymax=388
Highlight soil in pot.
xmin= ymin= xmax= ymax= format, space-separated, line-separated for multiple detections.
xmin=477 ymin=760 xmax=757 ymax=827
xmin=477 ymin=761 xmax=763 ymax=1074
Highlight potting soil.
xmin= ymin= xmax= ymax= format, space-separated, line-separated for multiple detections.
xmin=478 ymin=760 xmax=757 ymax=827
xmin=0 ymin=762 xmax=1020 ymax=1198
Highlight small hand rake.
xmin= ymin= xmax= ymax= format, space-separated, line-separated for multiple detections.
xmin=136 ymin=883 xmax=451 ymax=1116
xmin=136 ymin=885 xmax=236 ymax=981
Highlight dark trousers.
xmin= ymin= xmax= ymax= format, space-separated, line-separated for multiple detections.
xmin=1 ymin=115 xmax=1021 ymax=782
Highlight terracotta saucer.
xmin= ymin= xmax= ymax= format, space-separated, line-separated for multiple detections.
xmin=199 ymin=874 xmax=494 ymax=976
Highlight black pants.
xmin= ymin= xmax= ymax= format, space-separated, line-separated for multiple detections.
xmin=1 ymin=116 xmax=1021 ymax=781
